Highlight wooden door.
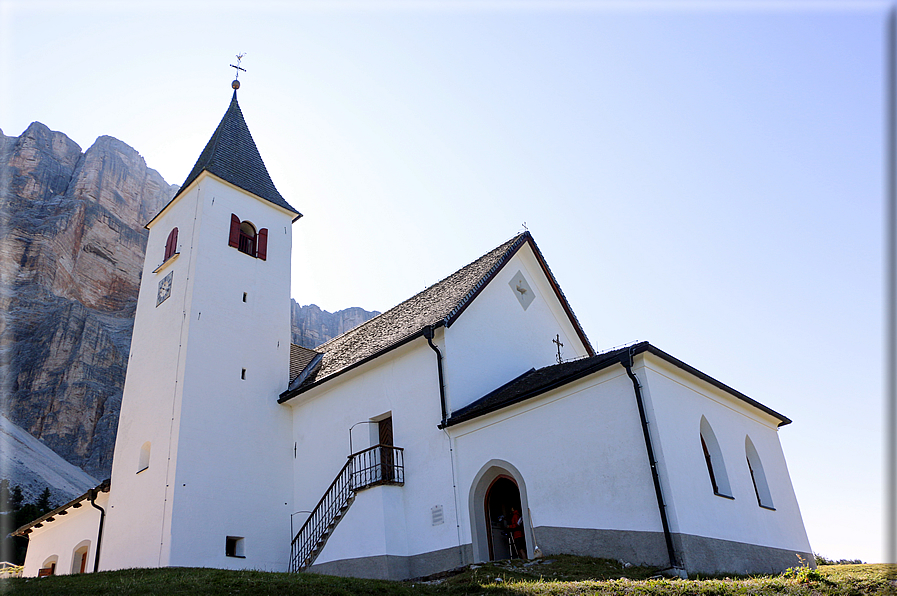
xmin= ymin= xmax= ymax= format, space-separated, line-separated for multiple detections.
xmin=378 ymin=417 xmax=394 ymax=482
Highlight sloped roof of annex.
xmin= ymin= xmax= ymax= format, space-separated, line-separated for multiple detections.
xmin=12 ymin=479 xmax=110 ymax=537
xmin=444 ymin=341 xmax=792 ymax=428
xmin=279 ymin=232 xmax=594 ymax=403
xmin=146 ymin=90 xmax=301 ymax=229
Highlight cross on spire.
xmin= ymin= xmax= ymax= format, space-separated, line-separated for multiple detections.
xmin=230 ymin=53 xmax=247 ymax=79
xmin=553 ymin=334 xmax=564 ymax=364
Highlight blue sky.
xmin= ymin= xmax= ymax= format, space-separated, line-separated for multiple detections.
xmin=1 ymin=0 xmax=889 ymax=563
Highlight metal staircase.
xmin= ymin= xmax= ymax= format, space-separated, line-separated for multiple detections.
xmin=289 ymin=444 xmax=404 ymax=573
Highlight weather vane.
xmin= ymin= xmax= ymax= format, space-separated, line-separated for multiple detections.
xmin=230 ymin=53 xmax=247 ymax=89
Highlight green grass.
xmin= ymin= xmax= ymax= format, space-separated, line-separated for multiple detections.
xmin=1 ymin=556 xmax=893 ymax=595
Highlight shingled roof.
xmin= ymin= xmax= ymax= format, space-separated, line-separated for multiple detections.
xmin=279 ymin=232 xmax=593 ymax=402
xmin=444 ymin=342 xmax=792 ymax=427
xmin=170 ymin=90 xmax=300 ymax=216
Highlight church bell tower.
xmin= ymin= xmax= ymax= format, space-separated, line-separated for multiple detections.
xmin=100 ymin=77 xmax=301 ymax=571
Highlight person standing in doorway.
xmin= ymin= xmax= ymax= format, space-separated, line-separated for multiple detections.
xmin=509 ymin=507 xmax=527 ymax=559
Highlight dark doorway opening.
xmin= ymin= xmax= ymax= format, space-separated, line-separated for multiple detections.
xmin=378 ymin=416 xmax=395 ymax=482
xmin=484 ymin=475 xmax=526 ymax=560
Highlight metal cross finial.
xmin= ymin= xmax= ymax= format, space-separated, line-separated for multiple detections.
xmin=230 ymin=53 xmax=247 ymax=79
xmin=553 ymin=334 xmax=564 ymax=364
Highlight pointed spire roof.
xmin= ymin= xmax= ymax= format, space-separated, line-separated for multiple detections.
xmin=172 ymin=90 xmax=300 ymax=216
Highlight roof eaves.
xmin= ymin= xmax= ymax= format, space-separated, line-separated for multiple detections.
xmin=12 ymin=479 xmax=110 ymax=537
xmin=640 ymin=344 xmax=792 ymax=426
xmin=278 ymin=324 xmax=442 ymax=403
xmin=525 ymin=236 xmax=594 ymax=356
xmin=445 ymin=346 xmax=634 ymax=428
xmin=443 ymin=233 xmax=529 ymax=326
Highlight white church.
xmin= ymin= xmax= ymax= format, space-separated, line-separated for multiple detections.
xmin=14 ymin=82 xmax=813 ymax=580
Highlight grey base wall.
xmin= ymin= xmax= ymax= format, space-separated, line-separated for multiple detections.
xmin=539 ymin=526 xmax=813 ymax=576
xmin=309 ymin=543 xmax=473 ymax=581
xmin=308 ymin=527 xmax=812 ymax=580
xmin=535 ymin=526 xmax=671 ymax=568
xmin=672 ymin=532 xmax=814 ymax=575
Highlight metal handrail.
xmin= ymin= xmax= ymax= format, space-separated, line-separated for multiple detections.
xmin=289 ymin=444 xmax=404 ymax=572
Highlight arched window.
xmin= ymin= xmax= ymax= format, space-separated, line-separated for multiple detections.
xmin=39 ymin=555 xmax=58 ymax=577
xmin=745 ymin=436 xmax=774 ymax=509
xmin=138 ymin=442 xmax=151 ymax=473
xmin=164 ymin=227 xmax=178 ymax=262
xmin=699 ymin=416 xmax=732 ymax=498
xmin=228 ymin=214 xmax=268 ymax=260
xmin=71 ymin=540 xmax=91 ymax=574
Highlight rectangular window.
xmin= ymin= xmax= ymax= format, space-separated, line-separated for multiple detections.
xmin=225 ymin=536 xmax=245 ymax=558
xmin=241 ymin=368 xmax=246 ymax=380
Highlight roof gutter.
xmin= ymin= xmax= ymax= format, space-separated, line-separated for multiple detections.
xmin=620 ymin=348 xmax=680 ymax=572
xmin=424 ymin=325 xmax=448 ymax=426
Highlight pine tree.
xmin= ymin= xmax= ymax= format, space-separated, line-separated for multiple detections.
xmin=35 ymin=487 xmax=52 ymax=514
xmin=11 ymin=486 xmax=23 ymax=511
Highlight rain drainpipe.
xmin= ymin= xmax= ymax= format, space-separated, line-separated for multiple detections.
xmin=424 ymin=325 xmax=447 ymax=426
xmin=88 ymin=488 xmax=106 ymax=573
xmin=620 ymin=349 xmax=680 ymax=572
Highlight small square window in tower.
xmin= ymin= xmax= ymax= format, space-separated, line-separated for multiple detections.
xmin=225 ymin=536 xmax=245 ymax=558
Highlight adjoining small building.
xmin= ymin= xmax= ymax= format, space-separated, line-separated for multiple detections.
xmin=15 ymin=82 xmax=813 ymax=579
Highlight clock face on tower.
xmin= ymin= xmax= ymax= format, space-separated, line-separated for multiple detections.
xmin=157 ymin=271 xmax=173 ymax=307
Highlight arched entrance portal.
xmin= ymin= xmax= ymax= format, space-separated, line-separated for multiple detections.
xmin=484 ymin=475 xmax=526 ymax=560
xmin=469 ymin=460 xmax=532 ymax=563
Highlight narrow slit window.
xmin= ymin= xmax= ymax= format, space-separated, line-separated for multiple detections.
xmin=242 ymin=292 xmax=248 ymax=303
xmin=699 ymin=416 xmax=732 ymax=498
xmin=241 ymin=368 xmax=246 ymax=380
xmin=137 ymin=442 xmax=151 ymax=473
xmin=745 ymin=436 xmax=775 ymax=509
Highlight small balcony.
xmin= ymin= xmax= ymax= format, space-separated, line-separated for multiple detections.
xmin=350 ymin=444 xmax=405 ymax=490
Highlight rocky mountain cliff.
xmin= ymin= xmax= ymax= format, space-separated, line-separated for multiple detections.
xmin=290 ymin=301 xmax=379 ymax=349
xmin=0 ymin=123 xmax=177 ymax=482
xmin=1 ymin=123 xmax=378 ymax=497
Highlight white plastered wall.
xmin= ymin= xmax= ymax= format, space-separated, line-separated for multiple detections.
xmin=287 ymin=339 xmax=462 ymax=567
xmin=449 ymin=366 xmax=663 ymax=562
xmin=635 ymin=353 xmax=812 ymax=553
xmin=21 ymin=492 xmax=108 ymax=577
xmin=102 ymin=173 xmax=296 ymax=571
xmin=443 ymin=244 xmax=591 ymax=414
xmin=101 ymin=180 xmax=204 ymax=570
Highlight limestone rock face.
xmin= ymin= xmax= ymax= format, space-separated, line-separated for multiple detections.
xmin=290 ymin=301 xmax=379 ymax=349
xmin=0 ymin=122 xmax=176 ymax=480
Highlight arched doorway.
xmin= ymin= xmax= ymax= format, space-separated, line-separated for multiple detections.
xmin=468 ymin=460 xmax=531 ymax=563
xmin=484 ymin=475 xmax=526 ymax=560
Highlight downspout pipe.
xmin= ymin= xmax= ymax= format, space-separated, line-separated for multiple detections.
xmin=88 ymin=488 xmax=106 ymax=573
xmin=620 ymin=350 xmax=679 ymax=571
xmin=423 ymin=325 xmax=448 ymax=426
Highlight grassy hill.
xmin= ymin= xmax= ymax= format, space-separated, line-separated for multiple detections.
xmin=2 ymin=556 xmax=893 ymax=595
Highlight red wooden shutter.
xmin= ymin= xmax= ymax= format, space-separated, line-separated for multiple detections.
xmin=256 ymin=228 xmax=268 ymax=260
xmin=164 ymin=227 xmax=178 ymax=261
xmin=229 ymin=214 xmax=240 ymax=248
